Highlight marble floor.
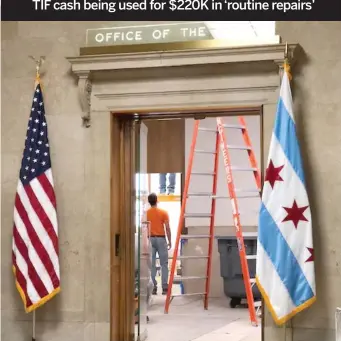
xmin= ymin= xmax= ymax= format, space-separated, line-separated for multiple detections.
xmin=136 ymin=294 xmax=261 ymax=341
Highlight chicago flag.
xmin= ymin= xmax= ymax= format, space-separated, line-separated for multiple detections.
xmin=256 ymin=65 xmax=316 ymax=325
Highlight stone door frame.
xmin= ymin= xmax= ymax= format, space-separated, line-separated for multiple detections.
xmin=67 ymin=43 xmax=298 ymax=341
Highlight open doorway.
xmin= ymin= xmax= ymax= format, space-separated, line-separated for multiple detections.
xmin=114 ymin=107 xmax=263 ymax=341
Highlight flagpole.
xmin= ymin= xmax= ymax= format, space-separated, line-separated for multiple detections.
xmin=28 ymin=55 xmax=45 ymax=341
xmin=283 ymin=45 xmax=294 ymax=341
xmin=32 ymin=311 xmax=36 ymax=341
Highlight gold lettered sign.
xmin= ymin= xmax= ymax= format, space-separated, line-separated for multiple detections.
xmin=86 ymin=22 xmax=214 ymax=47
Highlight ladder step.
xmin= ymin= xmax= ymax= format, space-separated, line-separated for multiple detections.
xmin=198 ymin=127 xmax=217 ymax=132
xmin=184 ymin=213 xmax=212 ymax=218
xmin=235 ymin=188 xmax=260 ymax=193
xmin=211 ymin=194 xmax=260 ymax=199
xmin=243 ymin=232 xmax=258 ymax=238
xmin=191 ymin=171 xmax=215 ymax=176
xmin=187 ymin=190 xmax=259 ymax=199
xmin=227 ymin=144 xmax=251 ymax=150
xmin=254 ymin=301 xmax=262 ymax=307
xmin=171 ymin=292 xmax=206 ymax=297
xmin=194 ymin=146 xmax=250 ymax=153
xmin=246 ymin=255 xmax=257 ymax=260
xmin=181 ymin=235 xmax=210 ymax=239
xmin=178 ymin=255 xmax=208 ymax=260
xmin=176 ymin=276 xmax=207 ymax=280
xmin=223 ymin=124 xmax=245 ymax=129
xmin=194 ymin=149 xmax=216 ymax=154
xmin=187 ymin=192 xmax=213 ymax=197
xmin=231 ymin=166 xmax=258 ymax=171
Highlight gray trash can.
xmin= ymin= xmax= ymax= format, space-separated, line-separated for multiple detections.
xmin=217 ymin=236 xmax=261 ymax=308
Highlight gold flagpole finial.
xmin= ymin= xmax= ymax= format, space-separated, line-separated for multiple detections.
xmin=283 ymin=43 xmax=292 ymax=81
xmin=29 ymin=56 xmax=45 ymax=82
xmin=285 ymin=42 xmax=288 ymax=59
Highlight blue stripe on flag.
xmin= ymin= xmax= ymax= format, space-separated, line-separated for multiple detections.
xmin=273 ymin=99 xmax=306 ymax=186
xmin=258 ymin=203 xmax=315 ymax=307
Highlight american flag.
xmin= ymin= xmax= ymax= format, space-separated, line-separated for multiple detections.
xmin=12 ymin=80 xmax=60 ymax=313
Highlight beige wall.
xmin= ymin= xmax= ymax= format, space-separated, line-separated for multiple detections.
xmin=1 ymin=21 xmax=341 ymax=341
xmin=264 ymin=21 xmax=341 ymax=341
xmin=1 ymin=21 xmax=117 ymax=341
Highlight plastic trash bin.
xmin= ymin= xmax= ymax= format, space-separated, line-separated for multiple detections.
xmin=217 ymin=235 xmax=261 ymax=308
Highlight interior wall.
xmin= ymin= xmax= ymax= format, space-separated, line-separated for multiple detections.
xmin=1 ymin=22 xmax=278 ymax=340
xmin=144 ymin=119 xmax=185 ymax=174
xmin=2 ymin=20 xmax=340 ymax=341
xmin=263 ymin=21 xmax=341 ymax=341
xmin=1 ymin=21 xmax=117 ymax=341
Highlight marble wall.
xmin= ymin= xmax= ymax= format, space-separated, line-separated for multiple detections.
xmin=1 ymin=21 xmax=118 ymax=341
xmin=263 ymin=21 xmax=341 ymax=341
xmin=1 ymin=21 xmax=341 ymax=341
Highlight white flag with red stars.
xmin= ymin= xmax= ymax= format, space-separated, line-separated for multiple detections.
xmin=256 ymin=65 xmax=316 ymax=325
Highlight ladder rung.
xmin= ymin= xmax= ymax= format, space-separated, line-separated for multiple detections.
xmin=187 ymin=190 xmax=259 ymax=199
xmin=211 ymin=194 xmax=260 ymax=199
xmin=243 ymin=232 xmax=258 ymax=238
xmin=171 ymin=292 xmax=206 ymax=297
xmin=178 ymin=255 xmax=208 ymax=260
xmin=176 ymin=276 xmax=207 ymax=280
xmin=194 ymin=149 xmax=216 ymax=154
xmin=231 ymin=166 xmax=258 ymax=171
xmin=223 ymin=124 xmax=245 ymax=129
xmin=181 ymin=235 xmax=210 ymax=239
xmin=191 ymin=171 xmax=215 ymax=176
xmin=184 ymin=213 xmax=212 ymax=218
xmin=246 ymin=255 xmax=257 ymax=260
xmin=239 ymin=209 xmax=260 ymax=215
xmin=198 ymin=127 xmax=217 ymax=132
xmin=227 ymin=144 xmax=251 ymax=150
xmin=237 ymin=194 xmax=260 ymax=198
xmin=187 ymin=192 xmax=213 ymax=197
xmin=235 ymin=188 xmax=260 ymax=193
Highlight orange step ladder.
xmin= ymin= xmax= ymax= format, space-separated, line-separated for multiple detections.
xmin=164 ymin=117 xmax=262 ymax=326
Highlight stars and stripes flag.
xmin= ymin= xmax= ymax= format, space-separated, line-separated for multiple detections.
xmin=256 ymin=63 xmax=316 ymax=325
xmin=12 ymin=79 xmax=60 ymax=313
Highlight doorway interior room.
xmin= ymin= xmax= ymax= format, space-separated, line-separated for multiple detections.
xmin=111 ymin=107 xmax=263 ymax=341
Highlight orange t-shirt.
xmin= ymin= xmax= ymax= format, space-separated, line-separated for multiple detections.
xmin=147 ymin=207 xmax=169 ymax=236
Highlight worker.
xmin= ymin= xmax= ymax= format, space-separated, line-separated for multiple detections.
xmin=159 ymin=173 xmax=176 ymax=195
xmin=147 ymin=193 xmax=172 ymax=295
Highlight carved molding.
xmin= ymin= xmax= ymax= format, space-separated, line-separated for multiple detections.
xmin=94 ymin=85 xmax=278 ymax=111
xmin=67 ymin=43 xmax=299 ymax=73
xmin=67 ymin=43 xmax=299 ymax=125
xmin=76 ymin=72 xmax=92 ymax=128
xmin=95 ymin=85 xmax=278 ymax=100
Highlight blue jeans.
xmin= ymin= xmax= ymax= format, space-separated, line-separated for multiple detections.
xmin=159 ymin=173 xmax=176 ymax=194
xmin=150 ymin=237 xmax=168 ymax=290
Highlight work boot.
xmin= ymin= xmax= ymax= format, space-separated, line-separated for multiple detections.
xmin=162 ymin=288 xmax=168 ymax=295
xmin=152 ymin=287 xmax=157 ymax=295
